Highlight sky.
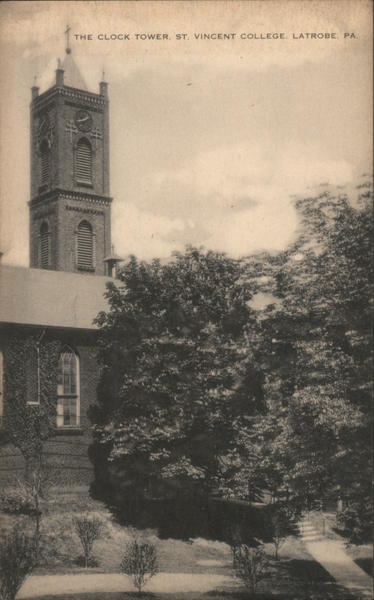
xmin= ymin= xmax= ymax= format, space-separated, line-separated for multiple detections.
xmin=0 ymin=0 xmax=372 ymax=265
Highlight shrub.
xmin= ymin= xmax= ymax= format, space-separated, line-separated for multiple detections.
xmin=232 ymin=543 xmax=267 ymax=597
xmin=73 ymin=515 xmax=103 ymax=568
xmin=120 ymin=539 xmax=158 ymax=592
xmin=268 ymin=507 xmax=295 ymax=559
xmin=0 ymin=490 xmax=35 ymax=516
xmin=0 ymin=526 xmax=35 ymax=600
xmin=336 ymin=500 xmax=373 ymax=544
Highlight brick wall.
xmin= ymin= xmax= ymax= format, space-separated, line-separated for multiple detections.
xmin=0 ymin=327 xmax=101 ymax=489
xmin=29 ymin=84 xmax=112 ymax=276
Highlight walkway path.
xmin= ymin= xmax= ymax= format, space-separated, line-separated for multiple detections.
xmin=18 ymin=572 xmax=241 ymax=598
xmin=299 ymin=518 xmax=373 ymax=599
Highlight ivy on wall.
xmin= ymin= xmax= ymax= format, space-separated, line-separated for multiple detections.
xmin=2 ymin=331 xmax=61 ymax=467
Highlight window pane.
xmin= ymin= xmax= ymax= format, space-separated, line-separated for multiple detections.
xmin=56 ymin=396 xmax=79 ymax=427
xmin=58 ymin=351 xmax=78 ymax=395
xmin=57 ymin=351 xmax=79 ymax=427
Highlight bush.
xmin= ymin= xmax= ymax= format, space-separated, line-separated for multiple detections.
xmin=268 ymin=507 xmax=296 ymax=559
xmin=232 ymin=543 xmax=267 ymax=597
xmin=0 ymin=526 xmax=35 ymax=600
xmin=336 ymin=500 xmax=373 ymax=544
xmin=73 ymin=515 xmax=103 ymax=568
xmin=121 ymin=539 xmax=158 ymax=592
xmin=0 ymin=490 xmax=36 ymax=516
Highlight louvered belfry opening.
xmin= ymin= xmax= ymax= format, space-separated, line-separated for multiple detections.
xmin=40 ymin=222 xmax=50 ymax=268
xmin=77 ymin=220 xmax=94 ymax=270
xmin=40 ymin=140 xmax=49 ymax=185
xmin=76 ymin=138 xmax=92 ymax=184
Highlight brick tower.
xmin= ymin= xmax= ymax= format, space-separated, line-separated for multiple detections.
xmin=29 ymin=34 xmax=115 ymax=276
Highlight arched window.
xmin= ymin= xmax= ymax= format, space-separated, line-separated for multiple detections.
xmin=40 ymin=140 xmax=49 ymax=185
xmin=40 ymin=222 xmax=50 ymax=269
xmin=77 ymin=220 xmax=95 ymax=270
xmin=75 ymin=138 xmax=92 ymax=184
xmin=57 ymin=348 xmax=80 ymax=428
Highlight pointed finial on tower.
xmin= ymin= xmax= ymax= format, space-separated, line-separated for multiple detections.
xmin=56 ymin=57 xmax=64 ymax=86
xmin=31 ymin=74 xmax=39 ymax=99
xmin=100 ymin=68 xmax=108 ymax=96
xmin=65 ymin=24 xmax=71 ymax=54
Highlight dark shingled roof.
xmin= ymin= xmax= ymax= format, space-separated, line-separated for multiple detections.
xmin=0 ymin=265 xmax=111 ymax=330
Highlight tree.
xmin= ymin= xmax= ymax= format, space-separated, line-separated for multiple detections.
xmin=268 ymin=506 xmax=296 ymax=559
xmin=1 ymin=332 xmax=60 ymax=561
xmin=2 ymin=332 xmax=60 ymax=471
xmin=73 ymin=515 xmax=103 ymax=568
xmin=0 ymin=526 xmax=35 ymax=600
xmin=121 ymin=539 xmax=158 ymax=593
xmin=232 ymin=543 xmax=267 ymax=597
xmin=243 ymin=178 xmax=373 ymax=540
xmin=93 ymin=248 xmax=264 ymax=506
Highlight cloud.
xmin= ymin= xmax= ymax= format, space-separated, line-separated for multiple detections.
xmin=112 ymin=202 xmax=187 ymax=260
xmin=124 ymin=142 xmax=353 ymax=258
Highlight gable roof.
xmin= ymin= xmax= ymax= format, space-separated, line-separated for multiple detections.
xmin=0 ymin=265 xmax=111 ymax=330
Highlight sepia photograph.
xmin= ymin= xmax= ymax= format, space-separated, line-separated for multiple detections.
xmin=0 ymin=1 xmax=372 ymax=599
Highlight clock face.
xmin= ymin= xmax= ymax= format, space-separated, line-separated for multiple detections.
xmin=75 ymin=110 xmax=93 ymax=132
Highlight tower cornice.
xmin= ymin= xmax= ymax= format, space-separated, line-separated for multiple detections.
xmin=31 ymin=85 xmax=106 ymax=113
xmin=29 ymin=189 xmax=112 ymax=207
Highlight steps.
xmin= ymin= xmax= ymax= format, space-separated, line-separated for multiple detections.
xmin=298 ymin=519 xmax=323 ymax=543
xmin=297 ymin=519 xmax=373 ymax=598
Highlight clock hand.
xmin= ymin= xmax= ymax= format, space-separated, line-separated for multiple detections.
xmin=77 ymin=115 xmax=89 ymax=122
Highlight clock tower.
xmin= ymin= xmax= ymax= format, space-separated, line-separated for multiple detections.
xmin=29 ymin=40 xmax=115 ymax=276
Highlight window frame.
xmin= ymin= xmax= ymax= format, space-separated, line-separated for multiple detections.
xmin=40 ymin=138 xmax=50 ymax=187
xmin=76 ymin=220 xmax=96 ymax=272
xmin=56 ymin=348 xmax=80 ymax=429
xmin=75 ymin=137 xmax=93 ymax=187
xmin=39 ymin=221 xmax=51 ymax=269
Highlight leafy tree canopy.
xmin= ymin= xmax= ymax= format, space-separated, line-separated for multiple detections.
xmin=94 ymin=247 xmax=264 ymax=500
xmin=238 ymin=177 xmax=372 ymax=539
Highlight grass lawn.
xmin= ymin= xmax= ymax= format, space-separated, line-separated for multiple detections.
xmin=15 ymin=594 xmax=299 ymax=600
xmin=17 ymin=590 xmax=356 ymax=600
xmin=0 ymin=493 xmax=359 ymax=600
xmin=346 ymin=544 xmax=373 ymax=578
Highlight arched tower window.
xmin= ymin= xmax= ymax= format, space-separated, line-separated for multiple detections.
xmin=40 ymin=140 xmax=49 ymax=185
xmin=57 ymin=348 xmax=80 ymax=428
xmin=75 ymin=138 xmax=92 ymax=184
xmin=77 ymin=220 xmax=95 ymax=270
xmin=40 ymin=222 xmax=50 ymax=269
